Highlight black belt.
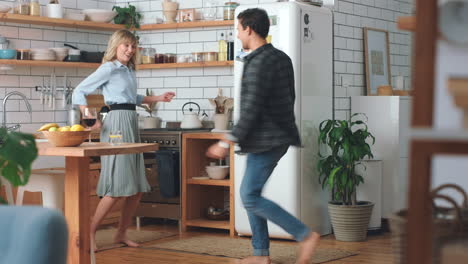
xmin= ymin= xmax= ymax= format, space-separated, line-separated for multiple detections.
xmin=109 ymin=104 xmax=136 ymax=111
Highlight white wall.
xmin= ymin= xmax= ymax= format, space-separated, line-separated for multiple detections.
xmin=0 ymin=0 xmax=413 ymax=132
xmin=333 ymin=0 xmax=414 ymax=120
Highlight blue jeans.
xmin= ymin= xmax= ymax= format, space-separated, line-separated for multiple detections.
xmin=240 ymin=145 xmax=311 ymax=257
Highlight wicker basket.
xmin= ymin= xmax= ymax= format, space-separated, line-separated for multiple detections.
xmin=389 ymin=184 xmax=468 ymax=264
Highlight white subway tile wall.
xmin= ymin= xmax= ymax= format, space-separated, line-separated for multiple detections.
xmin=0 ymin=0 xmax=413 ymax=132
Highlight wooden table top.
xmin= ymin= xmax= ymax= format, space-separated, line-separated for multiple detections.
xmin=37 ymin=142 xmax=159 ymax=157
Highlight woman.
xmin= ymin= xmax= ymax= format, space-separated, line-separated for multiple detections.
xmin=72 ymin=29 xmax=175 ymax=251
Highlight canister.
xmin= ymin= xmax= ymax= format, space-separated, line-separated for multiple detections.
xmin=223 ymin=2 xmax=239 ymax=20
xmin=17 ymin=49 xmax=30 ymax=60
xmin=204 ymin=52 xmax=218 ymax=62
xmin=192 ymin=52 xmax=204 ymax=62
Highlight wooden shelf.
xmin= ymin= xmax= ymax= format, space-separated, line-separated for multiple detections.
xmin=0 ymin=59 xmax=234 ymax=69
xmin=397 ymin=16 xmax=415 ymax=32
xmin=0 ymin=13 xmax=124 ymax=31
xmin=185 ymin=218 xmax=230 ymax=230
xmin=182 ymin=132 xmax=235 ymax=236
xmin=0 ymin=59 xmax=100 ymax=68
xmin=137 ymin=61 xmax=234 ymax=69
xmin=0 ymin=13 xmax=233 ymax=31
xmin=187 ymin=178 xmax=230 ymax=186
xmin=140 ymin=20 xmax=234 ymax=30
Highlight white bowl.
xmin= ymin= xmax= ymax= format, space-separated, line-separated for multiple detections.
xmin=206 ymin=165 xmax=229 ymax=180
xmin=64 ymin=12 xmax=86 ymax=21
xmin=83 ymin=9 xmax=117 ymax=23
xmin=0 ymin=4 xmax=11 ymax=13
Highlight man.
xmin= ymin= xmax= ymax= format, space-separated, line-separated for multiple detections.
xmin=206 ymin=8 xmax=320 ymax=264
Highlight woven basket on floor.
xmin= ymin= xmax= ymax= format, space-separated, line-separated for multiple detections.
xmin=389 ymin=184 xmax=468 ymax=264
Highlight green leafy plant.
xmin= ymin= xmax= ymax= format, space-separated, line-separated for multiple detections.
xmin=140 ymin=88 xmax=158 ymax=117
xmin=112 ymin=4 xmax=142 ymax=29
xmin=317 ymin=113 xmax=375 ymax=206
xmin=0 ymin=128 xmax=38 ymax=204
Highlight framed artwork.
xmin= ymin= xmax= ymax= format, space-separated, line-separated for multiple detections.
xmin=179 ymin=9 xmax=195 ymax=22
xmin=364 ymin=28 xmax=391 ymax=96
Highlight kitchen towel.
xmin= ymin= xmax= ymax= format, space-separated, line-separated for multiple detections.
xmin=155 ymin=150 xmax=180 ymax=198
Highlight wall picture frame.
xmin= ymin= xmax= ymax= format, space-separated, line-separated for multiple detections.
xmin=179 ymin=8 xmax=195 ymax=22
xmin=364 ymin=28 xmax=391 ymax=96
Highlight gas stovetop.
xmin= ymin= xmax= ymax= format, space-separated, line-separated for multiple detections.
xmin=139 ymin=128 xmax=212 ymax=148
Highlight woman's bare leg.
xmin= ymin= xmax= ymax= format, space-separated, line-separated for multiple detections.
xmin=114 ymin=192 xmax=143 ymax=247
xmin=90 ymin=196 xmax=121 ymax=251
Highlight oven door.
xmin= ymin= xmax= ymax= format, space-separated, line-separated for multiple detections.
xmin=141 ymin=150 xmax=180 ymax=203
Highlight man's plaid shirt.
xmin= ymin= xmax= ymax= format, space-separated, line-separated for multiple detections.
xmin=230 ymin=43 xmax=301 ymax=153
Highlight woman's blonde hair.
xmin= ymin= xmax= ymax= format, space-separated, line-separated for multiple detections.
xmin=102 ymin=30 xmax=139 ymax=69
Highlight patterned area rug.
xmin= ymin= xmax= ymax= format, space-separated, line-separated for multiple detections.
xmin=147 ymin=236 xmax=357 ymax=264
xmin=96 ymin=228 xmax=176 ymax=251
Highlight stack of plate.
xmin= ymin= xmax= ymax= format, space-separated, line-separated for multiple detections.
xmin=30 ymin=49 xmax=56 ymax=61
xmin=50 ymin=47 xmax=69 ymax=61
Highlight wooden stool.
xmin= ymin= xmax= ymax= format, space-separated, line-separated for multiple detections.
xmin=16 ymin=168 xmax=65 ymax=210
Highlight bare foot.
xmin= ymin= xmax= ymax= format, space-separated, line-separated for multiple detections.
xmin=234 ymin=256 xmax=271 ymax=264
xmin=296 ymin=232 xmax=320 ymax=264
xmin=114 ymin=234 xmax=140 ymax=248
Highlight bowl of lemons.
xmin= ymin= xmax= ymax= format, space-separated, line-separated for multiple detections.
xmin=37 ymin=123 xmax=91 ymax=147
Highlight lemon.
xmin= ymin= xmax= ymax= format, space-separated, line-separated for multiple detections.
xmin=48 ymin=127 xmax=58 ymax=132
xmin=70 ymin=124 xmax=85 ymax=132
xmin=58 ymin=126 xmax=71 ymax=132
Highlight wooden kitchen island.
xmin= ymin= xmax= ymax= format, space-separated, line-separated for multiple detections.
xmin=37 ymin=142 xmax=158 ymax=264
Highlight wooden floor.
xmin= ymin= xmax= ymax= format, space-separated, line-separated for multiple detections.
xmin=96 ymin=223 xmax=394 ymax=264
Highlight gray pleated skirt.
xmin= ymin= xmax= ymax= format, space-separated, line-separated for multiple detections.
xmin=98 ymin=109 xmax=150 ymax=197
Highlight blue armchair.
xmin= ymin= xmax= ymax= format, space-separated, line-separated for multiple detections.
xmin=0 ymin=206 xmax=68 ymax=264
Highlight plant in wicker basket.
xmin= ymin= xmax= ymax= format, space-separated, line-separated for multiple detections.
xmin=317 ymin=113 xmax=376 ymax=241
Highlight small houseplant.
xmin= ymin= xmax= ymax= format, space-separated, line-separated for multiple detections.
xmin=317 ymin=113 xmax=375 ymax=241
xmin=112 ymin=4 xmax=142 ymax=29
xmin=0 ymin=128 xmax=37 ymax=204
xmin=140 ymin=89 xmax=161 ymax=129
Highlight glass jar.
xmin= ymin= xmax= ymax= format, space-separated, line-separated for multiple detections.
xmin=223 ymin=2 xmax=238 ymax=20
xmin=17 ymin=49 xmax=30 ymax=60
xmin=204 ymin=52 xmax=218 ymax=62
xmin=141 ymin=48 xmax=156 ymax=64
xmin=164 ymin=53 xmax=176 ymax=63
xmin=16 ymin=0 xmax=30 ymax=15
xmin=30 ymin=0 xmax=40 ymax=16
xmin=154 ymin=53 xmax=166 ymax=64
xmin=192 ymin=52 xmax=204 ymax=62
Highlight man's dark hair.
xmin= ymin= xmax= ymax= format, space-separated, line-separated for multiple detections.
xmin=237 ymin=8 xmax=270 ymax=39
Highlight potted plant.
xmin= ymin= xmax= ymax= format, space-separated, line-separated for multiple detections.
xmin=112 ymin=4 xmax=142 ymax=29
xmin=317 ymin=113 xmax=375 ymax=241
xmin=112 ymin=3 xmax=142 ymax=42
xmin=0 ymin=127 xmax=37 ymax=204
xmin=140 ymin=89 xmax=161 ymax=129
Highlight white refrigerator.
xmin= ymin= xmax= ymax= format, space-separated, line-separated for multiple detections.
xmin=233 ymin=1 xmax=333 ymax=239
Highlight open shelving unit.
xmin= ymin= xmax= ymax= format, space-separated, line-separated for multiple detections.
xmin=405 ymin=0 xmax=468 ymax=263
xmin=0 ymin=13 xmax=233 ymax=31
xmin=0 ymin=14 xmax=235 ymax=69
xmin=181 ymin=132 xmax=235 ymax=237
xmin=0 ymin=59 xmax=234 ymax=69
